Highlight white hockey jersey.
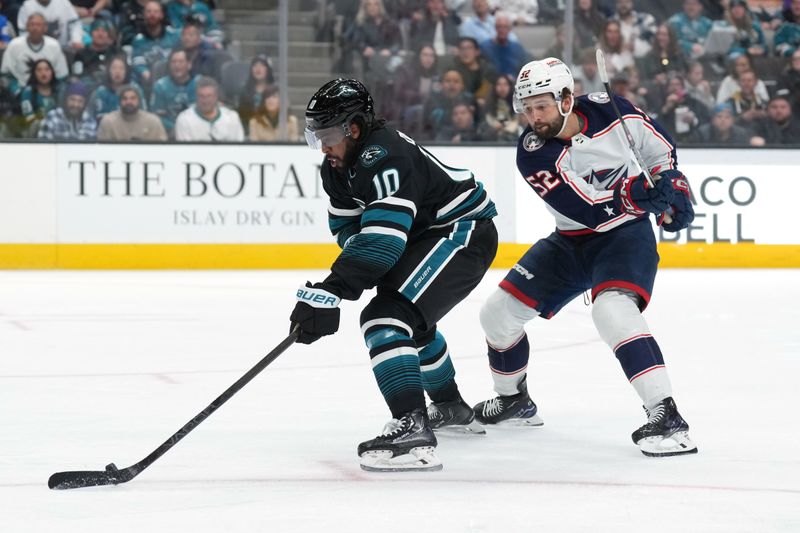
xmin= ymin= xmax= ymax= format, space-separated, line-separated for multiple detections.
xmin=516 ymin=92 xmax=677 ymax=235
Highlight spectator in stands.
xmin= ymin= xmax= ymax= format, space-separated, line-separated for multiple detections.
xmin=0 ymin=81 xmax=19 ymax=137
xmin=716 ymin=53 xmax=769 ymax=103
xmin=639 ymin=23 xmax=688 ymax=80
xmin=599 ymin=19 xmax=634 ymax=74
xmin=347 ymin=0 xmax=401 ymax=79
xmin=132 ymin=0 xmax=180 ymax=85
xmin=691 ymin=102 xmax=754 ymax=143
xmin=659 ymin=73 xmax=710 ymax=142
xmin=17 ymin=0 xmax=83 ymax=49
xmin=71 ymin=0 xmax=111 ymax=20
xmin=1 ymin=1 xmax=15 ymax=49
xmin=0 ymin=13 xmax=68 ymax=95
xmin=775 ymin=0 xmax=800 ymax=56
xmin=777 ymin=48 xmax=800 ymax=116
xmin=236 ymin=54 xmax=274 ymax=134
xmin=493 ymin=0 xmax=538 ymax=26
xmin=97 ymin=84 xmax=166 ymax=140
xmin=610 ymin=69 xmax=645 ymax=108
xmin=575 ymin=0 xmax=607 ymax=48
xmin=612 ymin=0 xmax=656 ymax=58
xmin=37 ymin=79 xmax=96 ymax=139
xmin=669 ymin=0 xmax=713 ymax=59
xmin=479 ymin=12 xmax=530 ymax=77
xmin=166 ymin=0 xmax=222 ymax=44
xmin=19 ymin=57 xmax=58 ymax=134
xmin=390 ymin=42 xmax=439 ymax=130
xmin=435 ymin=98 xmax=483 ymax=141
xmin=410 ymin=0 xmax=461 ymax=57
xmin=726 ymin=68 xmax=769 ymax=127
xmin=89 ymin=53 xmax=145 ymax=119
xmin=150 ymin=47 xmax=197 ymax=135
xmin=717 ymin=0 xmax=767 ymax=59
xmin=72 ymin=18 xmax=119 ymax=85
xmin=118 ymin=0 xmax=146 ymax=46
xmin=174 ymin=76 xmax=244 ymax=141
xmin=685 ymin=60 xmax=715 ymax=110
xmin=459 ymin=0 xmax=499 ymax=43
xmin=248 ymin=85 xmax=299 ymax=142
xmin=480 ymin=73 xmax=518 ymax=142
xmin=543 ymin=24 xmax=572 ymax=59
xmin=449 ymin=36 xmax=496 ymax=103
xmin=751 ymin=90 xmax=800 ymax=143
xmin=421 ymin=67 xmax=475 ymax=139
xmin=181 ymin=18 xmax=217 ymax=78
xmin=573 ymin=47 xmax=605 ymax=93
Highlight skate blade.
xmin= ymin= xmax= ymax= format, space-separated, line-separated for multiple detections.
xmin=433 ymin=419 xmax=487 ymax=436
xmin=359 ymin=446 xmax=443 ymax=472
xmin=639 ymin=431 xmax=698 ymax=457
xmin=492 ymin=413 xmax=544 ymax=427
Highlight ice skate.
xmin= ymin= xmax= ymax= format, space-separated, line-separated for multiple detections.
xmin=632 ymin=397 xmax=697 ymax=457
xmin=427 ymin=398 xmax=486 ymax=435
xmin=358 ymin=408 xmax=442 ymax=472
xmin=473 ymin=377 xmax=543 ymax=427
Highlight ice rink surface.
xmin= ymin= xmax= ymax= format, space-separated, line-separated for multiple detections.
xmin=1 ymin=268 xmax=799 ymax=532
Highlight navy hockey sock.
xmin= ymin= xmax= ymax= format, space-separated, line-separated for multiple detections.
xmin=365 ymin=325 xmax=425 ymax=418
xmin=488 ymin=333 xmax=530 ymax=396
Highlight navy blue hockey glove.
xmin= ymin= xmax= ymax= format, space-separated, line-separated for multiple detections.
xmin=614 ymin=172 xmax=675 ymax=216
xmin=659 ymin=170 xmax=695 ymax=232
xmin=290 ymin=282 xmax=341 ymax=344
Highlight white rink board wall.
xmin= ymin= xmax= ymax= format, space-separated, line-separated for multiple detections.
xmin=0 ymin=143 xmax=797 ymax=267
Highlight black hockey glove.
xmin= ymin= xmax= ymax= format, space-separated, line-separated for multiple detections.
xmin=613 ymin=172 xmax=675 ymax=216
xmin=659 ymin=170 xmax=695 ymax=232
xmin=290 ymin=282 xmax=341 ymax=344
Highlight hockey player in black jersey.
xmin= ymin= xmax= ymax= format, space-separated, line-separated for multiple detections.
xmin=289 ymin=79 xmax=499 ymax=471
xmin=473 ymin=58 xmax=698 ymax=457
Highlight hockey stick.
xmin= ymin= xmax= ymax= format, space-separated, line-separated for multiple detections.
xmin=595 ymin=48 xmax=673 ymax=224
xmin=48 ymin=327 xmax=300 ymax=490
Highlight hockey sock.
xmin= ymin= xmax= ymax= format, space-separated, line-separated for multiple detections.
xmin=488 ymin=333 xmax=530 ymax=396
xmin=593 ymin=289 xmax=672 ymax=409
xmin=364 ymin=325 xmax=425 ymax=418
xmin=418 ymin=331 xmax=460 ymax=403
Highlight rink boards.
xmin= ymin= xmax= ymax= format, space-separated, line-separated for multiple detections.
xmin=1 ymin=143 xmax=797 ymax=268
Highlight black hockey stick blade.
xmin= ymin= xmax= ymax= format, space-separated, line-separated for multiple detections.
xmin=48 ymin=463 xmax=135 ymax=490
xmin=49 ymin=328 xmax=299 ymax=490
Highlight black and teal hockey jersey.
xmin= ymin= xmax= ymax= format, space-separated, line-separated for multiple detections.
xmin=320 ymin=125 xmax=497 ymax=300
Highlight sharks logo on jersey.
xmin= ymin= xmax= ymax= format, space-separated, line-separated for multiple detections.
xmin=359 ymin=145 xmax=388 ymax=167
xmin=583 ymin=165 xmax=628 ymax=190
xmin=523 ymin=132 xmax=545 ymax=152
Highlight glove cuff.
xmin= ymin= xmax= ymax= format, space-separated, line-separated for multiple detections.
xmin=615 ymin=175 xmax=646 ymax=216
xmin=296 ymin=284 xmax=341 ymax=308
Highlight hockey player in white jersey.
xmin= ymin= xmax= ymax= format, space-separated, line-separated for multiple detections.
xmin=473 ymin=57 xmax=698 ymax=457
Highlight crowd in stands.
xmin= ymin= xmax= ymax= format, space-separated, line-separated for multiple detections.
xmin=1 ymin=0 xmax=799 ymax=145
xmin=0 ymin=0 xmax=299 ymax=141
xmin=324 ymin=0 xmax=800 ymax=145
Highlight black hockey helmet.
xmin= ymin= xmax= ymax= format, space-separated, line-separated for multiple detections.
xmin=304 ymin=78 xmax=375 ymax=149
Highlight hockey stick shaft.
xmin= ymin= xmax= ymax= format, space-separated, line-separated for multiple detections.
xmin=48 ymin=327 xmax=300 ymax=490
xmin=595 ymin=49 xmax=673 ymax=223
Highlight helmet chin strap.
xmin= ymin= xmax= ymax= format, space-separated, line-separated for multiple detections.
xmin=555 ymin=94 xmax=574 ymax=138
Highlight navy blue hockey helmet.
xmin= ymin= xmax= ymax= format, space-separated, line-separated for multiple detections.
xmin=304 ymin=78 xmax=375 ymax=149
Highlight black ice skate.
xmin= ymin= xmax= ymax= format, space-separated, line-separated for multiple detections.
xmin=427 ymin=397 xmax=486 ymax=435
xmin=472 ymin=377 xmax=544 ymax=427
xmin=358 ymin=408 xmax=442 ymax=472
xmin=632 ymin=397 xmax=698 ymax=457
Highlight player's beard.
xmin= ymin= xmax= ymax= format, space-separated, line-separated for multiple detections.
xmin=328 ymin=137 xmax=359 ymax=169
xmin=534 ymin=114 xmax=565 ymax=140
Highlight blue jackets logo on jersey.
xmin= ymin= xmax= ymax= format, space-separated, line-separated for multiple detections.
xmin=523 ymin=132 xmax=544 ymax=152
xmin=584 ymin=165 xmax=628 ymax=190
xmin=359 ymin=145 xmax=388 ymax=167
xmin=588 ymin=92 xmax=610 ymax=104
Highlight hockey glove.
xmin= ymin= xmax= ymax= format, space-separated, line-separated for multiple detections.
xmin=659 ymin=170 xmax=695 ymax=232
xmin=613 ymin=172 xmax=675 ymax=216
xmin=290 ymin=282 xmax=341 ymax=344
